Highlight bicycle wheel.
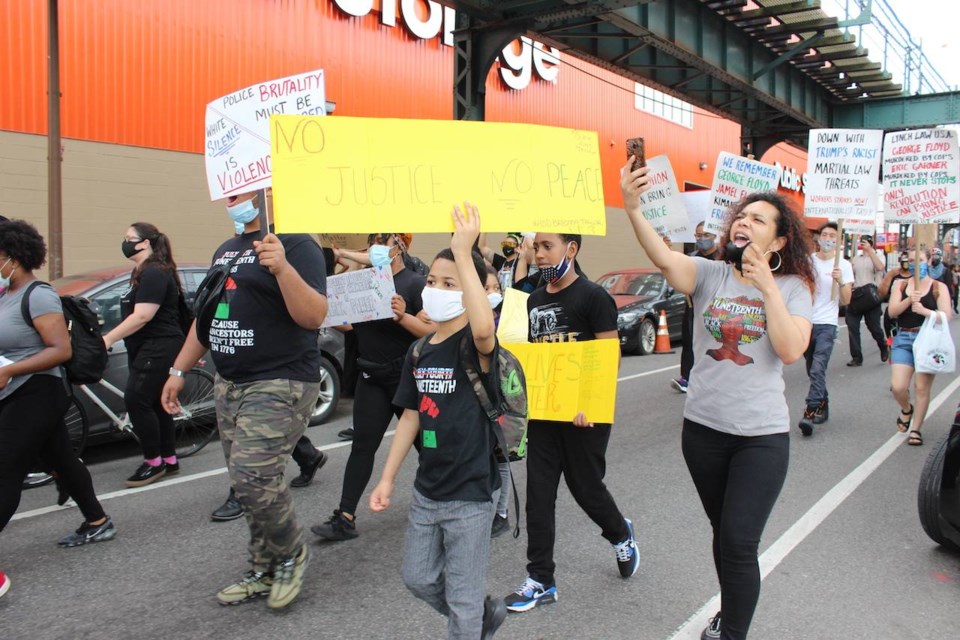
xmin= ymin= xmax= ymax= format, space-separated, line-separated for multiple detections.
xmin=174 ymin=368 xmax=218 ymax=458
xmin=65 ymin=395 xmax=89 ymax=457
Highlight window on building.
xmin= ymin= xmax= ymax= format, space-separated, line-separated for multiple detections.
xmin=634 ymin=83 xmax=694 ymax=128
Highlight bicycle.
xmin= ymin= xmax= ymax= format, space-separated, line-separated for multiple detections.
xmin=21 ymin=367 xmax=217 ymax=490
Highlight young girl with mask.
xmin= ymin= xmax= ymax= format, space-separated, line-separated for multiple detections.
xmin=102 ymin=222 xmax=186 ymax=487
xmin=622 ymin=161 xmax=814 ymax=640
xmin=504 ymin=231 xmax=640 ymax=614
xmin=887 ymin=248 xmax=952 ymax=446
xmin=483 ymin=265 xmax=511 ymax=538
xmin=370 ymin=203 xmax=507 ymax=640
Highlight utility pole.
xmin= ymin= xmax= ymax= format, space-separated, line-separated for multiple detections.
xmin=47 ymin=0 xmax=63 ymax=279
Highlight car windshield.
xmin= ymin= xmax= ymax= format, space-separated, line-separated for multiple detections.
xmin=596 ymin=272 xmax=663 ymax=297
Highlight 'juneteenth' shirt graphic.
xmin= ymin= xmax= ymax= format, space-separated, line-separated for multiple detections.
xmin=702 ymin=295 xmax=766 ymax=366
xmin=209 ymin=276 xmax=255 ymax=354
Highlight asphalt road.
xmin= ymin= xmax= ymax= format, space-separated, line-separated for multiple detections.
xmin=3 ymin=320 xmax=960 ymax=640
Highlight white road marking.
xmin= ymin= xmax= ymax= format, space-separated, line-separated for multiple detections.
xmin=666 ymin=373 xmax=960 ymax=640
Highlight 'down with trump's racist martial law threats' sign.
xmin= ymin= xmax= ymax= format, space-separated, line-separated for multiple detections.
xmin=803 ymin=128 xmax=882 ymax=219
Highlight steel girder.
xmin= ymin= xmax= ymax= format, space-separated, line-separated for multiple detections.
xmin=830 ymin=91 xmax=960 ymax=129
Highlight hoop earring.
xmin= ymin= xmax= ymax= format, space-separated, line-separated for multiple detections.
xmin=765 ymin=250 xmax=783 ymax=272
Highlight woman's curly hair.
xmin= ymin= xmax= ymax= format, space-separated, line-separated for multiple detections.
xmin=717 ymin=192 xmax=815 ymax=293
xmin=0 ymin=219 xmax=47 ymax=272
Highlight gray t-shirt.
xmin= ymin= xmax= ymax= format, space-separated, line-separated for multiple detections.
xmin=0 ymin=283 xmax=63 ymax=401
xmin=684 ymin=259 xmax=813 ymax=436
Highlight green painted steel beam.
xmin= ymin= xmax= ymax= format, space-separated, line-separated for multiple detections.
xmin=831 ymin=92 xmax=960 ymax=128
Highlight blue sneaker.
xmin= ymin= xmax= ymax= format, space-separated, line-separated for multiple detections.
xmin=671 ymin=377 xmax=688 ymax=393
xmin=613 ymin=518 xmax=639 ymax=578
xmin=504 ymin=577 xmax=557 ymax=612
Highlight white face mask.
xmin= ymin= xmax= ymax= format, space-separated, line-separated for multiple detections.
xmin=421 ymin=287 xmax=466 ymax=322
xmin=487 ymin=292 xmax=503 ymax=309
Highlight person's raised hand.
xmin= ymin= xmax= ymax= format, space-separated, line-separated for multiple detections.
xmin=451 ymin=202 xmax=481 ymax=257
xmin=253 ymin=233 xmax=288 ymax=276
xmin=740 ymin=242 xmax=776 ymax=294
xmin=619 ymin=159 xmax=652 ymax=212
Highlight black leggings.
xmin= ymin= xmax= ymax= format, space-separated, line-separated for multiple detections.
xmin=338 ymin=373 xmax=403 ymax=515
xmin=125 ymin=366 xmax=177 ymax=460
xmin=0 ymin=375 xmax=106 ymax=530
xmin=681 ymin=419 xmax=789 ymax=640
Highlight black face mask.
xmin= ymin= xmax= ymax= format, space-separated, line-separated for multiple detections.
xmin=932 ymin=257 xmax=942 ymax=266
xmin=502 ymin=245 xmax=516 ymax=258
xmin=725 ymin=241 xmax=750 ymax=273
xmin=121 ymin=240 xmax=144 ymax=259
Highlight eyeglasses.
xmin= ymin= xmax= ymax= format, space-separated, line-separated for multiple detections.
xmin=693 ymin=234 xmax=715 ymax=240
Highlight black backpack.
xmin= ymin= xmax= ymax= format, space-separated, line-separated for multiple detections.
xmin=21 ymin=281 xmax=109 ymax=384
xmin=192 ymin=252 xmax=245 ymax=348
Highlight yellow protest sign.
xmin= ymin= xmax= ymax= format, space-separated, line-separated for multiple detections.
xmin=496 ymin=288 xmax=530 ymax=344
xmin=270 ymin=115 xmax=605 ymax=235
xmin=505 ymin=340 xmax=619 ymax=423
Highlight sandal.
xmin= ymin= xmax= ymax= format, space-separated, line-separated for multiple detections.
xmin=896 ymin=404 xmax=914 ymax=433
xmin=907 ymin=430 xmax=924 ymax=446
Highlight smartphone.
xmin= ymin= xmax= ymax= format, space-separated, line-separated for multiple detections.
xmin=626 ymin=137 xmax=646 ymax=172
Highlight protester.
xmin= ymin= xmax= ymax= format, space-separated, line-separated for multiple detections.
xmin=880 ymin=251 xmax=912 ymax=344
xmin=504 ymin=230 xmax=639 ymax=614
xmin=622 ymin=161 xmax=814 ymax=640
xmin=483 ymin=265 xmax=510 ymax=538
xmin=312 ymin=233 xmax=433 ymax=542
xmin=844 ymin=235 xmax=888 ymax=367
xmin=0 ymin=219 xmax=118 ymax=564
xmin=161 ymin=190 xmax=328 ymax=609
xmin=928 ymin=248 xmax=953 ymax=305
xmin=479 ymin=232 xmax=529 ymax=291
xmin=887 ymin=249 xmax=952 ymax=446
xmin=952 ymin=264 xmax=960 ymax=314
xmin=370 ymin=203 xmax=506 ymax=640
xmin=99 ymin=223 xmax=186 ymax=486
xmin=798 ymin=222 xmax=852 ymax=436
xmin=672 ymin=221 xmax=718 ymax=393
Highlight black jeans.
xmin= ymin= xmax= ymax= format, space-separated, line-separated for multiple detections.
xmin=338 ymin=371 xmax=403 ymax=515
xmin=0 ymin=375 xmax=106 ymax=530
xmin=525 ymin=420 xmax=629 ymax=586
xmin=681 ymin=419 xmax=789 ymax=640
xmin=125 ymin=339 xmax=180 ymax=459
xmin=844 ymin=301 xmax=885 ymax=362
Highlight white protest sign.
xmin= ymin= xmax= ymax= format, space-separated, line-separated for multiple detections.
xmin=706 ymin=152 xmax=780 ymax=235
xmin=882 ymin=128 xmax=960 ymax=223
xmin=804 ymin=129 xmax=883 ymax=219
xmin=205 ymin=69 xmax=326 ymax=200
xmin=636 ymin=155 xmax=690 ymax=240
xmin=681 ymin=190 xmax=713 ymax=234
xmin=322 ymin=266 xmax=397 ymax=328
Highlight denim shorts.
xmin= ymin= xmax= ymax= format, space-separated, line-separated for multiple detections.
xmin=891 ymin=330 xmax=919 ymax=367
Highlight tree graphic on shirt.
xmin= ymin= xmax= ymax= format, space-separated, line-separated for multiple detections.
xmin=702 ymin=295 xmax=766 ymax=366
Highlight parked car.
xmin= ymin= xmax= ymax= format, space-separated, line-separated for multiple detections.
xmin=595 ymin=268 xmax=686 ymax=355
xmin=52 ymin=265 xmax=345 ymax=446
xmin=918 ymin=404 xmax=960 ymax=552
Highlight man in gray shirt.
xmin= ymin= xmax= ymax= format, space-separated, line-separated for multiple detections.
xmin=845 ymin=235 xmax=888 ymax=367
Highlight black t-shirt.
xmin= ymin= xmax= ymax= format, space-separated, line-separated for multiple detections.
xmin=120 ymin=265 xmax=183 ymax=354
xmin=394 ymin=326 xmax=501 ymax=502
xmin=206 ymin=232 xmax=327 ymax=383
xmin=352 ymin=267 xmax=425 ymax=365
xmin=527 ymin=276 xmax=618 ymax=343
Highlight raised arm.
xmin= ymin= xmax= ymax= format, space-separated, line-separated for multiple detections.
xmin=619 ymin=159 xmax=697 ymax=294
xmin=452 ymin=203 xmax=496 ymax=360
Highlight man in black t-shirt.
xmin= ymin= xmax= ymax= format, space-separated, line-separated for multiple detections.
xmin=312 ymin=233 xmax=434 ymax=542
xmin=161 ymin=191 xmax=327 ymax=610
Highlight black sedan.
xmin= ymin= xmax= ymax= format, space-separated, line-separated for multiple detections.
xmin=596 ymin=268 xmax=686 ymax=355
xmin=919 ymin=406 xmax=960 ymax=552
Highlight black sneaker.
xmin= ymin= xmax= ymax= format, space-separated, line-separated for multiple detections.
xmin=504 ymin=577 xmax=557 ymax=612
xmin=481 ymin=595 xmax=507 ymax=639
xmin=701 ymin=611 xmax=721 ymax=640
xmin=491 ymin=514 xmax=510 ymax=539
xmin=290 ymin=451 xmax=327 ymax=488
xmin=799 ymin=406 xmax=816 ymax=436
xmin=813 ymin=400 xmax=829 ymax=424
xmin=846 ymin=359 xmax=862 ymax=367
xmin=125 ymin=462 xmax=166 ymax=488
xmin=211 ymin=491 xmax=244 ymax=522
xmin=880 ymin=343 xmax=890 ymax=363
xmin=311 ymin=510 xmax=358 ymax=541
xmin=58 ymin=516 xmax=117 ymax=547
xmin=612 ymin=517 xmax=640 ymax=578
xmin=337 ymin=428 xmax=355 ymax=441
xmin=165 ymin=462 xmax=180 ymax=477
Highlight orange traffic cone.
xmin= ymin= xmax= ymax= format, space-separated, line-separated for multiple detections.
xmin=654 ymin=310 xmax=674 ymax=354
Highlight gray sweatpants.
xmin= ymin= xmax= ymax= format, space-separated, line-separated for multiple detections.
xmin=401 ymin=487 xmax=498 ymax=640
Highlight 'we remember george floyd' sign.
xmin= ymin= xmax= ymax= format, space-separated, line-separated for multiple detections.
xmin=704 ymin=152 xmax=779 ymax=236
xmin=882 ymin=128 xmax=960 ymax=224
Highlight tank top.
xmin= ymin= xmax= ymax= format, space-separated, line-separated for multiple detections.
xmin=897 ymin=280 xmax=940 ymax=329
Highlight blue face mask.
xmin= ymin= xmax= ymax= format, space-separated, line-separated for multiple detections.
xmin=696 ymin=237 xmax=715 ymax=252
xmin=226 ymin=199 xmax=259 ymax=226
xmin=0 ymin=258 xmax=12 ymax=295
xmin=369 ymin=244 xmax=394 ymax=269
xmin=234 ymin=221 xmax=246 ymax=235
xmin=540 ymin=243 xmax=574 ymax=284
xmin=908 ymin=263 xmax=929 ymax=279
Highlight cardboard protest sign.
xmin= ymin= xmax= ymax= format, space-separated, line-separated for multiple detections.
xmin=316 ymin=234 xmax=370 ymax=251
xmin=804 ymin=129 xmax=883 ymax=219
xmin=635 ymin=156 xmax=691 ymax=241
xmin=841 ymin=212 xmax=880 ymax=237
xmin=505 ymin=340 xmax=619 ymax=423
xmin=321 ymin=267 xmax=397 ymax=328
xmin=205 ymin=69 xmax=327 ymax=200
xmin=882 ymin=128 xmax=960 ymax=223
xmin=496 ymin=288 xmax=530 ymax=344
xmin=270 ymin=115 xmax=606 ymax=234
xmin=705 ymin=152 xmax=779 ymax=235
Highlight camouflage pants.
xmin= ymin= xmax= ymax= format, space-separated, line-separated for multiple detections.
xmin=215 ymin=376 xmax=320 ymax=572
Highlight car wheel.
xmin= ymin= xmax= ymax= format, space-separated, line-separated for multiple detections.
xmin=637 ymin=317 xmax=657 ymax=355
xmin=918 ymin=431 xmax=960 ymax=552
xmin=309 ymin=356 xmax=341 ymax=426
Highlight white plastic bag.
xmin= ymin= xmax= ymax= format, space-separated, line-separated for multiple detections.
xmin=913 ymin=312 xmax=955 ymax=374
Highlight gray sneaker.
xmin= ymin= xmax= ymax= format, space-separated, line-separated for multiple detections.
xmin=701 ymin=611 xmax=721 ymax=640
xmin=57 ymin=516 xmax=117 ymax=548
xmin=268 ymin=544 xmax=310 ymax=609
xmin=217 ymin=570 xmax=273 ymax=605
